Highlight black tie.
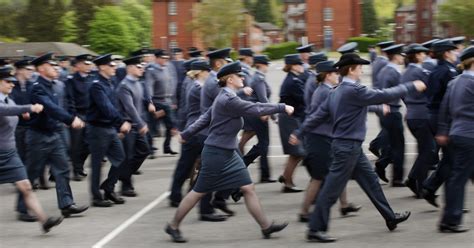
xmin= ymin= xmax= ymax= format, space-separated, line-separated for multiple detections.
xmin=4 ymin=97 xmax=8 ymax=104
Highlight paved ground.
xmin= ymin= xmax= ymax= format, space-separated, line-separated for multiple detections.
xmin=1 ymin=59 xmax=473 ymax=248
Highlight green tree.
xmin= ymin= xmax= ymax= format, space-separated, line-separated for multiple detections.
xmin=19 ymin=0 xmax=54 ymax=41
xmin=190 ymin=0 xmax=244 ymax=48
xmin=59 ymin=11 xmax=79 ymax=42
xmin=362 ymin=0 xmax=379 ymax=35
xmin=253 ymin=0 xmax=274 ymax=23
xmin=438 ymin=0 xmax=474 ymax=37
xmin=121 ymin=0 xmax=151 ymax=47
xmin=87 ymin=6 xmax=139 ymax=55
xmin=0 ymin=2 xmax=22 ymax=39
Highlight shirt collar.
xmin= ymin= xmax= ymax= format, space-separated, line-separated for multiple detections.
xmin=409 ymin=63 xmax=422 ymax=68
xmin=126 ymin=75 xmax=138 ymax=81
xmin=323 ymin=82 xmax=335 ymax=89
xmin=387 ymin=62 xmax=402 ymax=73
xmin=223 ymin=87 xmax=236 ymax=95
xmin=463 ymin=70 xmax=474 ymax=77
xmin=342 ymin=76 xmax=357 ymax=84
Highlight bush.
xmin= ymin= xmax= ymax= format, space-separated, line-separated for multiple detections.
xmin=263 ymin=42 xmax=300 ymax=60
xmin=346 ymin=37 xmax=384 ymax=53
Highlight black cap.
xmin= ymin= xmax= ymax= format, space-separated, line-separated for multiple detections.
xmin=154 ymin=49 xmax=170 ymax=59
xmin=432 ymin=39 xmax=458 ymax=53
xmin=296 ymin=44 xmax=314 ymax=53
xmin=31 ymin=52 xmax=57 ymax=67
xmin=190 ymin=60 xmax=211 ymax=71
xmin=460 ymin=46 xmax=474 ymax=62
xmin=123 ymin=55 xmax=143 ymax=66
xmin=239 ymin=48 xmax=254 ymax=57
xmin=308 ymin=52 xmax=328 ymax=65
xmin=404 ymin=43 xmax=430 ymax=54
xmin=253 ymin=55 xmax=270 ymax=65
xmin=93 ymin=54 xmax=115 ymax=66
xmin=0 ymin=66 xmax=16 ymax=81
xmin=130 ymin=48 xmax=154 ymax=57
xmin=75 ymin=54 xmax=94 ymax=65
xmin=422 ymin=39 xmax=440 ymax=49
xmin=450 ymin=36 xmax=466 ymax=45
xmin=14 ymin=59 xmax=33 ymax=69
xmin=382 ymin=44 xmax=405 ymax=55
xmin=377 ymin=41 xmax=395 ymax=49
xmin=337 ymin=42 xmax=358 ymax=54
xmin=315 ymin=61 xmax=339 ymax=73
xmin=172 ymin=47 xmax=183 ymax=53
xmin=57 ymin=55 xmax=69 ymax=62
xmin=217 ymin=61 xmax=244 ymax=79
xmin=183 ymin=58 xmax=199 ymax=71
xmin=284 ymin=54 xmax=303 ymax=65
xmin=333 ymin=53 xmax=370 ymax=68
xmin=207 ymin=48 xmax=231 ymax=60
xmin=188 ymin=50 xmax=203 ymax=58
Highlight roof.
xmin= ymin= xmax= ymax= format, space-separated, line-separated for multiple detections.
xmin=255 ymin=22 xmax=281 ymax=32
xmin=0 ymin=42 xmax=97 ymax=59
xmin=396 ymin=5 xmax=415 ymax=12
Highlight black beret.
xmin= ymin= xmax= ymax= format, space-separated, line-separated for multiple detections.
xmin=421 ymin=39 xmax=440 ymax=49
xmin=296 ymin=44 xmax=314 ymax=53
xmin=0 ymin=66 xmax=16 ymax=81
xmin=31 ymin=52 xmax=57 ymax=67
xmin=14 ymin=59 xmax=33 ymax=69
xmin=377 ymin=41 xmax=395 ymax=49
xmin=183 ymin=58 xmax=199 ymax=71
xmin=253 ymin=55 xmax=270 ymax=65
xmin=239 ymin=48 xmax=254 ymax=57
xmin=308 ymin=52 xmax=328 ymax=65
xmin=217 ymin=61 xmax=244 ymax=79
xmin=123 ymin=55 xmax=143 ymax=66
xmin=432 ymin=39 xmax=458 ymax=53
xmin=75 ymin=54 xmax=94 ymax=65
xmin=190 ymin=60 xmax=211 ymax=71
xmin=460 ymin=46 xmax=474 ymax=62
xmin=93 ymin=54 xmax=114 ymax=66
xmin=337 ymin=42 xmax=358 ymax=54
xmin=284 ymin=54 xmax=303 ymax=65
xmin=404 ymin=43 xmax=429 ymax=54
xmin=154 ymin=49 xmax=170 ymax=58
xmin=450 ymin=36 xmax=466 ymax=45
xmin=207 ymin=48 xmax=231 ymax=60
xmin=333 ymin=53 xmax=370 ymax=68
xmin=315 ymin=61 xmax=338 ymax=73
xmin=382 ymin=44 xmax=405 ymax=55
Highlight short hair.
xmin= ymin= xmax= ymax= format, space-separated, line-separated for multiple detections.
xmin=210 ymin=58 xmax=226 ymax=71
xmin=338 ymin=64 xmax=359 ymax=76
xmin=406 ymin=53 xmax=419 ymax=64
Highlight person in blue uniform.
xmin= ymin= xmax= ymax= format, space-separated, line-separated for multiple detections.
xmin=293 ymin=61 xmax=361 ymax=223
xmin=421 ymin=39 xmax=440 ymax=71
xmin=188 ymin=47 xmax=203 ymax=59
xmin=0 ymin=67 xmax=63 ymax=232
xmin=237 ymin=48 xmax=256 ymax=153
xmin=175 ymin=58 xmax=199 ymax=131
xmin=65 ymin=54 xmax=94 ymax=181
xmin=278 ymin=54 xmax=306 ymax=193
xmin=290 ymin=53 xmax=425 ymax=242
xmin=304 ymin=52 xmax=328 ymax=114
xmin=368 ymin=45 xmax=377 ymax=62
xmin=57 ymin=56 xmax=70 ymax=83
xmin=402 ymin=43 xmax=437 ymax=198
xmin=16 ymin=53 xmax=88 ymax=219
xmin=164 ymin=61 xmax=292 ymax=243
xmin=296 ymin=44 xmax=313 ymax=82
xmin=422 ymin=39 xmax=460 ymax=208
xmin=374 ymin=44 xmax=407 ymax=186
xmin=450 ymin=36 xmax=466 ymax=64
xmin=86 ymin=54 xmax=131 ymax=207
xmin=436 ymin=46 xmax=474 ymax=233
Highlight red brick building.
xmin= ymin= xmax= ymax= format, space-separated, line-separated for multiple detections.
xmin=394 ymin=5 xmax=416 ymax=43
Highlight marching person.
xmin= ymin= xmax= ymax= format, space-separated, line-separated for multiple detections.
xmin=421 ymin=39 xmax=440 ymax=71
xmin=165 ymin=62 xmax=292 ymax=243
xmin=0 ymin=66 xmax=63 ymax=233
xmin=237 ymin=48 xmax=256 ymax=154
xmin=290 ymin=53 xmax=426 ymax=242
xmin=304 ymin=52 xmax=328 ymax=114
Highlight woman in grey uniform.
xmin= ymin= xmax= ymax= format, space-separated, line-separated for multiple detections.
xmin=165 ymin=62 xmax=292 ymax=243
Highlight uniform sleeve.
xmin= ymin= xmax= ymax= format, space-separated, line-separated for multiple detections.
xmin=89 ymin=83 xmax=123 ymax=127
xmin=253 ymin=78 xmax=270 ymax=103
xmin=353 ymin=82 xmax=415 ymax=106
xmin=290 ymin=78 xmax=305 ymax=106
xmin=225 ymin=95 xmax=285 ymax=117
xmin=117 ymin=86 xmax=146 ymax=130
xmin=295 ymin=95 xmax=331 ymax=139
xmin=181 ymin=108 xmax=212 ymax=140
xmin=144 ymin=68 xmax=156 ymax=99
xmin=437 ymin=81 xmax=454 ymax=136
xmin=0 ymin=103 xmax=31 ymax=116
xmin=30 ymin=85 xmax=75 ymax=125
xmin=426 ymin=66 xmax=446 ymax=99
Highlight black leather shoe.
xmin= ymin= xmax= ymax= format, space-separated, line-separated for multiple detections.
xmin=463 ymin=208 xmax=470 ymax=213
xmin=18 ymin=212 xmax=37 ymax=222
xmin=278 ymin=175 xmax=285 ymax=184
xmin=132 ymin=170 xmax=142 ymax=175
xmin=165 ymin=224 xmax=187 ymax=243
xmin=391 ymin=181 xmax=405 ymax=187
xmin=421 ymin=188 xmax=439 ymax=208
xmin=375 ymin=164 xmax=389 ymax=183
xmin=72 ymin=174 xmax=83 ymax=182
xmin=307 ymin=230 xmax=337 ymax=243
xmin=386 ymin=211 xmax=411 ymax=231
xmin=61 ymin=204 xmax=89 ymax=217
xmin=169 ymin=200 xmax=180 ymax=208
xmin=211 ymin=199 xmax=235 ymax=216
xmin=164 ymin=149 xmax=178 ymax=155
xmin=92 ymin=199 xmax=113 ymax=208
xmin=369 ymin=146 xmax=381 ymax=158
xmin=340 ymin=203 xmax=362 ymax=216
xmin=260 ymin=178 xmax=277 ymax=183
xmin=77 ymin=171 xmax=87 ymax=177
xmin=104 ymin=192 xmax=125 ymax=204
xmin=148 ymin=155 xmax=156 ymax=160
xmin=405 ymin=178 xmax=420 ymax=198
xmin=231 ymin=191 xmax=243 ymax=203
xmin=121 ymin=189 xmax=138 ymax=197
xmin=298 ymin=213 xmax=309 ymax=223
xmin=200 ymin=213 xmax=227 ymax=222
xmin=439 ymin=223 xmax=470 ymax=233
xmin=42 ymin=216 xmax=63 ymax=233
xmin=282 ymin=185 xmax=303 ymax=193
xmin=262 ymin=221 xmax=288 ymax=239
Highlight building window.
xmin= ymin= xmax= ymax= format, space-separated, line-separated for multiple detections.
xmin=168 ymin=1 xmax=177 ymax=15
xmin=422 ymin=10 xmax=429 ymax=19
xmin=169 ymin=22 xmax=177 ymax=36
xmin=323 ymin=8 xmax=333 ymax=21
xmin=169 ymin=40 xmax=178 ymax=49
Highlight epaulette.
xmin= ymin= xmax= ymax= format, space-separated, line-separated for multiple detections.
xmin=67 ymin=75 xmax=73 ymax=79
xmin=33 ymin=82 xmax=39 ymax=85
xmin=93 ymin=80 xmax=99 ymax=83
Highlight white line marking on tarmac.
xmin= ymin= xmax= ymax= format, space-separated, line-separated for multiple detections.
xmin=92 ymin=191 xmax=171 ymax=248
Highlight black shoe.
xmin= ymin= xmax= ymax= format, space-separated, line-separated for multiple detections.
xmin=282 ymin=185 xmax=303 ymax=193
xmin=298 ymin=214 xmax=309 ymax=223
xmin=92 ymin=199 xmax=113 ymax=208
xmin=121 ymin=189 xmax=138 ymax=197
xmin=132 ymin=170 xmax=142 ymax=175
xmin=211 ymin=199 xmax=235 ymax=216
xmin=42 ymin=216 xmax=63 ymax=233
xmin=421 ymin=188 xmax=439 ymax=208
xmin=152 ymin=146 xmax=158 ymax=151
xmin=61 ymin=204 xmax=89 ymax=217
xmin=72 ymin=174 xmax=83 ymax=182
xmin=391 ymin=181 xmax=405 ymax=187
xmin=260 ymin=178 xmax=277 ymax=183
xmin=200 ymin=213 xmax=228 ymax=222
xmin=32 ymin=183 xmax=39 ymax=190
xmin=77 ymin=171 xmax=87 ymax=177
xmin=169 ymin=200 xmax=180 ymax=208
xmin=148 ymin=155 xmax=156 ymax=159
xmin=439 ymin=223 xmax=470 ymax=233
xmin=369 ymin=146 xmax=381 ymax=158
xmin=262 ymin=221 xmax=288 ymax=239
xmin=278 ymin=175 xmax=285 ymax=184
xmin=231 ymin=191 xmax=243 ymax=203
xmin=104 ymin=191 xmax=125 ymax=204
xmin=375 ymin=164 xmax=389 ymax=183
xmin=405 ymin=178 xmax=420 ymax=198
xmin=340 ymin=203 xmax=362 ymax=216
xmin=307 ymin=230 xmax=337 ymax=243
xmin=165 ymin=224 xmax=187 ymax=243
xmin=463 ymin=208 xmax=470 ymax=213
xmin=386 ymin=211 xmax=411 ymax=231
xmin=18 ymin=212 xmax=37 ymax=222
xmin=164 ymin=149 xmax=178 ymax=155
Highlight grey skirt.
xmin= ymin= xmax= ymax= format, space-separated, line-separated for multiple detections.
xmin=193 ymin=145 xmax=253 ymax=193
xmin=278 ymin=113 xmax=306 ymax=156
xmin=0 ymin=149 xmax=28 ymax=184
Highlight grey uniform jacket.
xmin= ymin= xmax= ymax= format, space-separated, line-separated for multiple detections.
xmin=145 ymin=63 xmax=177 ymax=105
xmin=378 ymin=63 xmax=403 ymax=112
xmin=0 ymin=96 xmax=32 ymax=150
xmin=116 ymin=75 xmax=149 ymax=130
xmin=304 ymin=82 xmax=334 ymax=138
xmin=401 ymin=63 xmax=430 ymax=119
xmin=371 ymin=56 xmax=389 ymax=89
xmin=304 ymin=71 xmax=318 ymax=115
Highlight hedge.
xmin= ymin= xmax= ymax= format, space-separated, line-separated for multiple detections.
xmin=346 ymin=37 xmax=384 ymax=53
xmin=263 ymin=41 xmax=300 ymax=60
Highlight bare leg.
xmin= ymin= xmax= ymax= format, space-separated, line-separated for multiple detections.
xmin=239 ymin=131 xmax=256 ymax=154
xmin=339 ymin=187 xmax=349 ymax=208
xmin=240 ymin=184 xmax=271 ymax=229
xmin=282 ymin=155 xmax=302 ymax=186
xmin=300 ymin=179 xmax=322 ymax=215
xmin=15 ymin=180 xmax=48 ymax=223
xmin=170 ymin=190 xmax=206 ymax=229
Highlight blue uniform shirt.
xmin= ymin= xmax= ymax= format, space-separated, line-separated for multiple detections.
xmin=279 ymin=71 xmax=306 ymax=119
xmin=86 ymin=74 xmax=124 ymax=128
xmin=65 ymin=72 xmax=93 ymax=115
xmin=304 ymin=71 xmax=318 ymax=115
xmin=10 ymin=79 xmax=33 ymax=126
xmin=371 ymin=56 xmax=389 ymax=89
xmin=379 ymin=62 xmax=403 ymax=112
xmin=426 ymin=60 xmax=459 ymax=113
xmin=401 ymin=63 xmax=431 ymax=119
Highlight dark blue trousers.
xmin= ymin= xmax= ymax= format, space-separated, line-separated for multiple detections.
xmin=406 ymin=119 xmax=437 ymax=183
xmin=87 ymin=126 xmax=125 ymax=200
xmin=153 ymin=102 xmax=175 ymax=151
xmin=119 ymin=129 xmax=150 ymax=191
xmin=70 ymin=115 xmax=89 ymax=174
xmin=243 ymin=117 xmax=271 ymax=179
xmin=14 ymin=125 xmax=28 ymax=163
xmin=441 ymin=135 xmax=474 ymax=225
xmin=309 ymin=139 xmax=396 ymax=232
xmin=379 ymin=112 xmax=405 ymax=182
xmin=17 ymin=130 xmax=74 ymax=213
xmin=369 ymin=115 xmax=391 ymax=162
